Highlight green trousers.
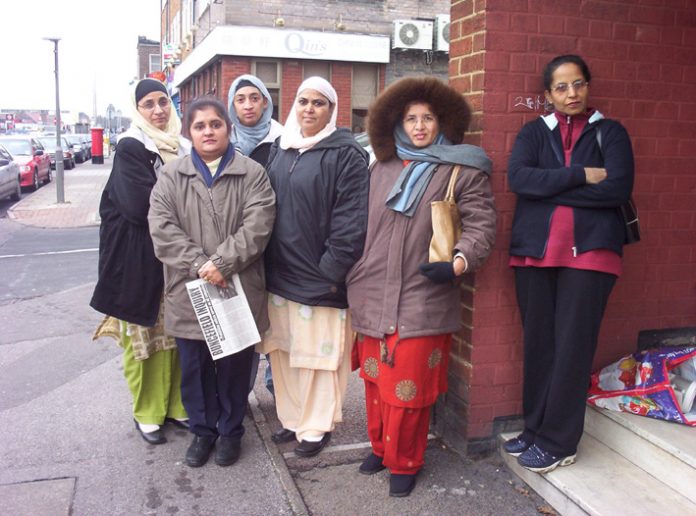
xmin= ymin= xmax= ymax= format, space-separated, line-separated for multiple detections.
xmin=122 ymin=328 xmax=187 ymax=425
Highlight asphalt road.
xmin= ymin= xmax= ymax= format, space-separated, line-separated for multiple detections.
xmin=0 ymin=221 xmax=99 ymax=305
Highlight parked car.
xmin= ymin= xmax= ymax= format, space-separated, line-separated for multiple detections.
xmin=0 ymin=136 xmax=52 ymax=190
xmin=0 ymin=143 xmax=21 ymax=201
xmin=354 ymin=131 xmax=376 ymax=165
xmin=80 ymin=134 xmax=92 ymax=161
xmin=65 ymin=134 xmax=87 ymax=163
xmin=37 ymin=136 xmax=75 ymax=170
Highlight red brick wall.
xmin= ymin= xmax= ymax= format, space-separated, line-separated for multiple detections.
xmin=449 ymin=0 xmax=696 ymax=441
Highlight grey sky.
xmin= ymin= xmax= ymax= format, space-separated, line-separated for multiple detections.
xmin=0 ymin=0 xmax=161 ymax=120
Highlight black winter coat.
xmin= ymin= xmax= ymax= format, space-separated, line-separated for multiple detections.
xmin=508 ymin=113 xmax=634 ymax=258
xmin=90 ymin=136 xmax=165 ymax=326
xmin=264 ymin=128 xmax=369 ymax=308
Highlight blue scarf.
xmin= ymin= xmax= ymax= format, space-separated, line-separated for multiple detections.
xmin=191 ymin=143 xmax=236 ymax=188
xmin=228 ymin=75 xmax=274 ymax=156
xmin=385 ymin=126 xmax=492 ymax=217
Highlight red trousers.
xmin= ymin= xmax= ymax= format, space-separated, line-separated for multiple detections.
xmin=364 ymin=380 xmax=431 ymax=474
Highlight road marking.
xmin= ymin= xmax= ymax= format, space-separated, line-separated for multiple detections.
xmin=0 ymin=248 xmax=98 ymax=259
xmin=281 ymin=434 xmax=437 ymax=459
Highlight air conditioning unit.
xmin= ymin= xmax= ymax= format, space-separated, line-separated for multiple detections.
xmin=434 ymin=14 xmax=450 ymax=52
xmin=392 ymin=20 xmax=433 ymax=50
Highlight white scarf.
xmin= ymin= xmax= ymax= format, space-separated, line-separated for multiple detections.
xmin=130 ymin=87 xmax=182 ymax=164
xmin=280 ymin=76 xmax=337 ymax=152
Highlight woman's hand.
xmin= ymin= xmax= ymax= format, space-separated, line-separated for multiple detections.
xmin=453 ymin=256 xmax=467 ymax=276
xmin=584 ymin=167 xmax=607 ymax=184
xmin=198 ymin=260 xmax=228 ymax=288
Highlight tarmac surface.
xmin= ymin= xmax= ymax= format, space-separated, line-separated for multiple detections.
xmin=1 ymin=158 xmax=550 ymax=515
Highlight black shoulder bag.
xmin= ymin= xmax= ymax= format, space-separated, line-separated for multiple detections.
xmin=596 ymin=128 xmax=641 ymax=245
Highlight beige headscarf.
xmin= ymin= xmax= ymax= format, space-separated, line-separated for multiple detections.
xmin=280 ymin=76 xmax=337 ymax=152
xmin=130 ymin=81 xmax=182 ymax=163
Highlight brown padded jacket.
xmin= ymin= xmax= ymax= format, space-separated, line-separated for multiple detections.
xmin=346 ymin=76 xmax=496 ymax=340
xmin=148 ymin=152 xmax=276 ymax=340
xmin=346 ymin=158 xmax=496 ymax=340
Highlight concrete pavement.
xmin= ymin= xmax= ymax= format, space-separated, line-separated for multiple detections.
xmin=1 ymin=157 xmax=548 ymax=515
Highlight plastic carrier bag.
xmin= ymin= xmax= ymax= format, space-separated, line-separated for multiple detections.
xmin=587 ymin=346 xmax=696 ymax=426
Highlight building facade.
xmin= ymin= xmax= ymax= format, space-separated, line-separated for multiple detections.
xmin=160 ymin=0 xmax=451 ymax=130
xmin=137 ymin=36 xmax=161 ymax=80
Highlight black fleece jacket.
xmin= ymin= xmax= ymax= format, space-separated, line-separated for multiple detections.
xmin=508 ymin=113 xmax=634 ymax=258
xmin=264 ymin=128 xmax=369 ymax=308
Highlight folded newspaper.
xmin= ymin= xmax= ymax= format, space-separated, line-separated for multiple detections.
xmin=185 ymin=274 xmax=260 ymax=360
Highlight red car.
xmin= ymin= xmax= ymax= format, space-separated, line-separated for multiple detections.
xmin=0 ymin=136 xmax=52 ymax=190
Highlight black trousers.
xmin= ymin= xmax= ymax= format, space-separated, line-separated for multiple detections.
xmin=175 ymin=338 xmax=254 ymax=439
xmin=514 ymin=267 xmax=616 ymax=456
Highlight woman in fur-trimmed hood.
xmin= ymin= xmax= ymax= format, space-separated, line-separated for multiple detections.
xmin=346 ymin=76 xmax=497 ymax=498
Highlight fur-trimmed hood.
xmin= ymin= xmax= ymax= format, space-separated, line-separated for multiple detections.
xmin=368 ymin=77 xmax=471 ymax=162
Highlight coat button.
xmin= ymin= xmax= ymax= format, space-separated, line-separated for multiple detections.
xmin=330 ymin=286 xmax=337 ymax=293
xmin=388 ymin=326 xmax=395 ymax=332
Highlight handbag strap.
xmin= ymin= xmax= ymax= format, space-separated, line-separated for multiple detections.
xmin=444 ymin=165 xmax=461 ymax=202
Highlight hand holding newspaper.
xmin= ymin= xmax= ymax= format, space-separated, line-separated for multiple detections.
xmin=185 ymin=274 xmax=261 ymax=360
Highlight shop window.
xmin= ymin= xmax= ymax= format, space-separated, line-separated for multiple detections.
xmin=303 ymin=61 xmax=331 ymax=81
xmin=352 ymin=64 xmax=378 ymax=133
xmin=252 ymin=60 xmax=281 ymax=121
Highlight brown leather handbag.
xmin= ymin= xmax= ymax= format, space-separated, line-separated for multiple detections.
xmin=429 ymin=165 xmax=462 ymax=263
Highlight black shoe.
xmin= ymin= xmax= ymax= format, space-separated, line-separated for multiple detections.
xmin=359 ymin=453 xmax=386 ymax=475
xmin=503 ymin=435 xmax=532 ymax=457
xmin=294 ymin=432 xmax=331 ymax=458
xmin=271 ymin=428 xmax=296 ymax=443
xmin=185 ymin=435 xmax=216 ymax=468
xmin=215 ymin=436 xmax=241 ymax=467
xmin=134 ymin=419 xmax=166 ymax=445
xmin=389 ymin=473 xmax=416 ymax=497
xmin=165 ymin=417 xmax=190 ymax=430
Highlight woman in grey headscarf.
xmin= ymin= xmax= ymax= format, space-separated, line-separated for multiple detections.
xmin=227 ymin=74 xmax=283 ymax=166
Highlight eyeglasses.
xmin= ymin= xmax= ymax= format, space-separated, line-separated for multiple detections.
xmin=551 ymin=80 xmax=588 ymax=94
xmin=403 ymin=114 xmax=437 ymax=126
xmin=138 ymin=97 xmax=170 ymax=110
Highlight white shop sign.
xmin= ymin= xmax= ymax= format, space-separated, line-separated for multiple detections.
xmin=174 ymin=25 xmax=390 ymax=87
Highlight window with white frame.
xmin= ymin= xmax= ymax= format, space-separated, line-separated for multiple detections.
xmin=149 ymin=54 xmax=161 ymax=73
xmin=252 ymin=60 xmax=281 ymax=121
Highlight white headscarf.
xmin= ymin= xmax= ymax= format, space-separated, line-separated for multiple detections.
xmin=280 ymin=76 xmax=337 ymax=151
xmin=130 ymin=81 xmax=182 ymax=163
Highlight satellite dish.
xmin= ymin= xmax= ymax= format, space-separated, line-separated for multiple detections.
xmin=399 ymin=23 xmax=420 ymax=46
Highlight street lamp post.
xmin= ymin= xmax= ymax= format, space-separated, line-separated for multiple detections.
xmin=44 ymin=37 xmax=65 ymax=204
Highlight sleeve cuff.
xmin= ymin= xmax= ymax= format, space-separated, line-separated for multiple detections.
xmin=454 ymin=252 xmax=468 ymax=274
xmin=190 ymin=254 xmax=209 ymax=278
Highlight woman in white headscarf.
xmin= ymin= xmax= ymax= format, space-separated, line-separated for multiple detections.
xmin=258 ymin=77 xmax=370 ymax=457
xmin=91 ymin=78 xmax=190 ymax=445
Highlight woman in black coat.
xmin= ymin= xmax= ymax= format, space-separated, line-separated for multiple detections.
xmin=91 ymin=78 xmax=190 ymax=445
xmin=258 ymin=76 xmax=369 ymax=459
xmin=504 ymin=55 xmax=635 ymax=473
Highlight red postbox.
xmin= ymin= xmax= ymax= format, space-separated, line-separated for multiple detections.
xmin=91 ymin=127 xmax=104 ymax=164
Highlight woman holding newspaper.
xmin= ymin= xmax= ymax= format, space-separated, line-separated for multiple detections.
xmin=148 ymin=96 xmax=275 ymax=468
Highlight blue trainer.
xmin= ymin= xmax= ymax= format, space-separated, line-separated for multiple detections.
xmin=503 ymin=435 xmax=532 ymax=456
xmin=517 ymin=444 xmax=576 ymax=473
